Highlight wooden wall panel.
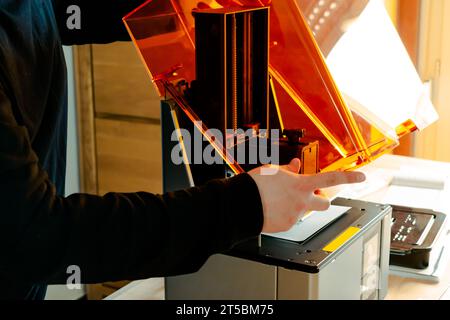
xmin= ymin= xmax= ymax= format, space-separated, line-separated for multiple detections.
xmin=95 ymin=118 xmax=162 ymax=195
xmin=92 ymin=43 xmax=161 ymax=120
xmin=397 ymin=0 xmax=421 ymax=64
xmin=73 ymin=46 xmax=98 ymax=195
xmin=394 ymin=0 xmax=421 ymax=157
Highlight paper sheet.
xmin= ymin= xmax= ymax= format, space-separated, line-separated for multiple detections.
xmin=382 ymin=186 xmax=443 ymax=210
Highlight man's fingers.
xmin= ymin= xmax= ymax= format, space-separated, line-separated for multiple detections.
xmin=309 ymin=171 xmax=366 ymax=189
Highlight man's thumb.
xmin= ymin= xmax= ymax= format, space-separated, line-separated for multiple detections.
xmin=287 ymin=158 xmax=301 ymax=174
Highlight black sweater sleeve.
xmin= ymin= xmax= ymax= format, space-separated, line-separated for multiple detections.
xmin=0 ymin=85 xmax=263 ymax=285
xmin=51 ymin=0 xmax=146 ymax=45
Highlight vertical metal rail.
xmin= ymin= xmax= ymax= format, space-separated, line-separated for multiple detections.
xmin=231 ymin=14 xmax=238 ymax=131
xmin=243 ymin=12 xmax=253 ymax=126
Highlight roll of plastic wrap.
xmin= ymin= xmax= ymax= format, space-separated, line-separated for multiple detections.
xmin=391 ymin=172 xmax=447 ymax=190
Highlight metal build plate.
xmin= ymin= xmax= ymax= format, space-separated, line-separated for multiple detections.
xmin=264 ymin=205 xmax=351 ymax=243
xmin=229 ymin=198 xmax=392 ymax=273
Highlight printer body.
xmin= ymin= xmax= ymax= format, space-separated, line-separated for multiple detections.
xmin=156 ymin=6 xmax=391 ymax=300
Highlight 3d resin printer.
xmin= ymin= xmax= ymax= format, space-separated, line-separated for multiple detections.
xmin=123 ymin=0 xmax=439 ymax=300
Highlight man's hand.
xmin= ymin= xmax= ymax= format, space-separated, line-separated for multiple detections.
xmin=249 ymin=159 xmax=366 ymax=233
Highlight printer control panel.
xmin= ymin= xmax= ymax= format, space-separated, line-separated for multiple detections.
xmin=391 ymin=210 xmax=435 ymax=246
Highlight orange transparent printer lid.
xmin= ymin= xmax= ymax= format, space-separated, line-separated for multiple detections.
xmin=124 ymin=0 xmax=438 ymax=173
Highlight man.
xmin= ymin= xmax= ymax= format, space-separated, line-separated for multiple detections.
xmin=0 ymin=1 xmax=365 ymax=300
